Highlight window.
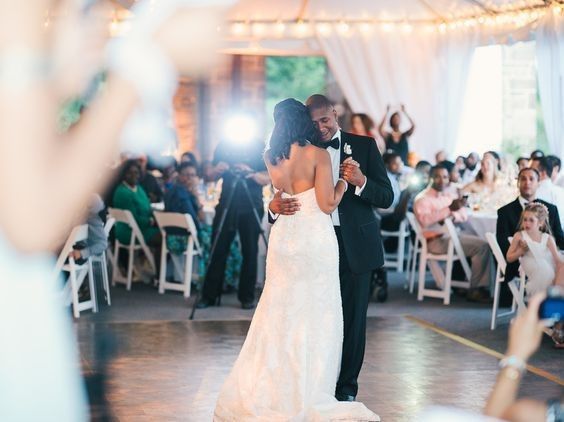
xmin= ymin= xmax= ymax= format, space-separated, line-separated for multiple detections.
xmin=456 ymin=41 xmax=548 ymax=158
xmin=265 ymin=56 xmax=327 ymax=132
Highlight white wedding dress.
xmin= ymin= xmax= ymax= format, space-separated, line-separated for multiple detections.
xmin=214 ymin=188 xmax=378 ymax=421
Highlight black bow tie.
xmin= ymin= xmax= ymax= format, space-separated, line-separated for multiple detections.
xmin=321 ymin=138 xmax=340 ymax=150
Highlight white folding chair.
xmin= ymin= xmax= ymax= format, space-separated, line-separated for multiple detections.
xmin=90 ymin=217 xmax=115 ymax=305
xmin=485 ymin=232 xmax=526 ymax=329
xmin=153 ymin=211 xmax=202 ymax=298
xmin=53 ymin=224 xmax=97 ymax=318
xmin=108 ymin=208 xmax=156 ymax=291
xmin=409 ymin=215 xmax=471 ymax=305
xmin=406 ymin=212 xmax=421 ymax=293
xmin=381 ymin=218 xmax=412 ymax=274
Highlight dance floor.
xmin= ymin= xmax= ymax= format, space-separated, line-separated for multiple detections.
xmin=78 ymin=312 xmax=563 ymax=421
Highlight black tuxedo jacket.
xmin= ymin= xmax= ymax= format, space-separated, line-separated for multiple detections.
xmin=269 ymin=132 xmax=393 ymax=273
xmin=334 ymin=132 xmax=393 ymax=273
xmin=496 ymin=198 xmax=564 ymax=280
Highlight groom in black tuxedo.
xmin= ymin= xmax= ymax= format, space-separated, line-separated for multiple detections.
xmin=269 ymin=95 xmax=393 ymax=401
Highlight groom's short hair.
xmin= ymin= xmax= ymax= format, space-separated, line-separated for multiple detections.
xmin=306 ymin=94 xmax=333 ymax=111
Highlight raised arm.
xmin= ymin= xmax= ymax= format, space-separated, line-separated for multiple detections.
xmin=484 ymin=293 xmax=546 ymax=419
xmin=314 ymin=149 xmax=347 ymax=214
xmin=378 ymin=105 xmax=390 ymax=139
xmin=401 ymin=104 xmax=415 ymax=137
xmin=0 ymin=3 xmax=227 ymax=252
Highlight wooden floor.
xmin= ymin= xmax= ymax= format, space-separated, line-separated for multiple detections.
xmin=78 ymin=315 xmax=563 ymax=421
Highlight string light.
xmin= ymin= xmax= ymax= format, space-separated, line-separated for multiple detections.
xmin=100 ymin=1 xmax=557 ymax=39
xmin=336 ymin=21 xmax=350 ymax=35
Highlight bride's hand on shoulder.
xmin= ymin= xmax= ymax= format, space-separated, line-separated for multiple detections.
xmin=269 ymin=189 xmax=300 ymax=215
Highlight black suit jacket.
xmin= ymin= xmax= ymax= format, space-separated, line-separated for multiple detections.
xmin=496 ymin=198 xmax=564 ymax=280
xmin=336 ymin=132 xmax=393 ymax=273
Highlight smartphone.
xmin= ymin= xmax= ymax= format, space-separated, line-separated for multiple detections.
xmin=539 ymin=286 xmax=564 ymax=322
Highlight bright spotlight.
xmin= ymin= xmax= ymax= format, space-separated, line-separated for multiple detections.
xmin=223 ymin=113 xmax=258 ymax=144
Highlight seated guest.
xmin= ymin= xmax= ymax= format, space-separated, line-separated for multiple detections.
xmin=164 ymin=162 xmax=202 ymax=230
xmin=180 ymin=151 xmax=199 ymax=167
xmin=350 ymin=112 xmax=385 ymax=154
xmin=164 ymin=162 xmax=203 ymax=256
xmin=461 ymin=154 xmax=498 ymax=195
xmin=379 ymin=152 xmax=402 ymax=213
xmin=435 ymin=150 xmax=447 ymax=164
xmin=161 ymin=162 xmax=178 ymax=193
xmin=437 ymin=160 xmax=462 ymax=193
xmin=516 ymin=156 xmax=529 ymax=171
xmin=484 ymin=150 xmax=501 ymax=171
xmin=112 ymin=159 xmax=160 ymax=246
xmin=413 ymin=166 xmax=493 ymax=302
xmin=530 ymin=149 xmax=544 ymax=159
xmin=137 ymin=154 xmax=163 ymax=203
xmin=70 ymin=194 xmax=108 ymax=265
xmin=455 ymin=155 xmax=466 ymax=178
xmin=546 ymin=154 xmax=564 ymax=188
xmin=408 ymin=160 xmax=432 ymax=194
xmin=496 ymin=167 xmax=564 ymax=290
xmin=530 ymin=156 xmax=564 ymax=230
xmin=506 ymin=203 xmax=564 ymax=298
xmin=380 ymin=153 xmax=420 ymax=247
xmin=461 ymin=152 xmax=480 ymax=184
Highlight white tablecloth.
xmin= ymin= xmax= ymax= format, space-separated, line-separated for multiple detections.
xmin=463 ymin=211 xmax=497 ymax=239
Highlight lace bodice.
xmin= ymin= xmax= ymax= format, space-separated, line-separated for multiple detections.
xmin=281 ymin=187 xmax=324 ymax=215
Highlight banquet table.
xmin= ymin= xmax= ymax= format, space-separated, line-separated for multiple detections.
xmin=463 ymin=211 xmax=498 ymax=239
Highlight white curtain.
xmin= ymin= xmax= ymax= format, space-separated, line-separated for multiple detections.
xmin=316 ymin=27 xmax=479 ymax=161
xmin=437 ymin=30 xmax=480 ymax=157
xmin=536 ymin=10 xmax=564 ymax=157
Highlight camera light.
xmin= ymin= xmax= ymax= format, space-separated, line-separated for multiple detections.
xmin=223 ymin=113 xmax=258 ymax=145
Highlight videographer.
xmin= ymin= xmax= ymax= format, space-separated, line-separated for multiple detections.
xmin=197 ymin=137 xmax=270 ymax=310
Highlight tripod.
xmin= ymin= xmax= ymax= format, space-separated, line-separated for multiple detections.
xmin=190 ymin=174 xmax=268 ymax=320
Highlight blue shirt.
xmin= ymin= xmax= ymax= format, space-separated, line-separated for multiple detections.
xmin=164 ymin=184 xmax=200 ymax=233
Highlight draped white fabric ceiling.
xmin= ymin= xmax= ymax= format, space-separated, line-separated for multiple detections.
xmin=226 ymin=0 xmax=546 ymax=22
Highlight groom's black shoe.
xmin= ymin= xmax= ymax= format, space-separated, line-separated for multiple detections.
xmin=335 ymin=393 xmax=356 ymax=402
xmin=196 ymin=298 xmax=215 ymax=309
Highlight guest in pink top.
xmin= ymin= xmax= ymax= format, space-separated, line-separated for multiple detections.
xmin=413 ymin=165 xmax=493 ymax=302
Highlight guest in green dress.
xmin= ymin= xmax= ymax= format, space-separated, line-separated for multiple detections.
xmin=112 ymin=160 xmax=160 ymax=246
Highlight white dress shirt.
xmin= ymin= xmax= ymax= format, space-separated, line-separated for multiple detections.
xmin=328 ymin=130 xmax=367 ymax=226
xmin=535 ymin=179 xmax=564 ymax=229
xmin=518 ymin=195 xmax=532 ymax=209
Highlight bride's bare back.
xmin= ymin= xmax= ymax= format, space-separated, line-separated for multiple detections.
xmin=265 ymin=143 xmax=346 ymax=214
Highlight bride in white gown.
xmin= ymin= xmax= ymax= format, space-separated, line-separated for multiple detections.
xmin=214 ymin=99 xmax=378 ymax=421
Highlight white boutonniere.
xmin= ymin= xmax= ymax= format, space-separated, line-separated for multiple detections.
xmin=343 ymin=143 xmax=352 ymax=155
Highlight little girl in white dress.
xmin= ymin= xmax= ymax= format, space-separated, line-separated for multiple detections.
xmin=506 ymin=203 xmax=564 ymax=297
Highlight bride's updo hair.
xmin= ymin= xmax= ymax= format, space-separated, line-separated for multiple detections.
xmin=268 ymin=98 xmax=320 ymax=165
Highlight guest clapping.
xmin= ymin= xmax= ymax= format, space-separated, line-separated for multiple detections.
xmin=378 ymin=104 xmax=415 ymax=164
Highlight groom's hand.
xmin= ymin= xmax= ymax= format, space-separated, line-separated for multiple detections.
xmin=340 ymin=158 xmax=365 ymax=187
xmin=269 ymin=189 xmax=300 ymax=215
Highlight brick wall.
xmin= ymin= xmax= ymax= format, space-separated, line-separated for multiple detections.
xmin=172 ymin=55 xmax=266 ymax=162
